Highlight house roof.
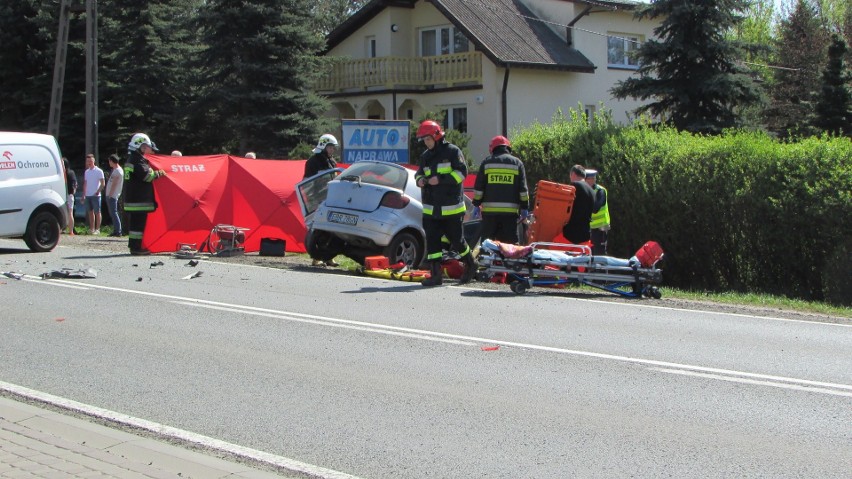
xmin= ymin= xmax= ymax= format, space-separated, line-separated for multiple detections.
xmin=326 ymin=0 xmax=640 ymax=73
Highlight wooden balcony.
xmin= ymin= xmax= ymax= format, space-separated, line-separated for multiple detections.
xmin=316 ymin=52 xmax=483 ymax=93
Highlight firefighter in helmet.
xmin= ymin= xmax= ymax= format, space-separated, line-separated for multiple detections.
xmin=304 ymin=133 xmax=341 ymax=267
xmin=303 ymin=133 xmax=339 ymax=179
xmin=472 ymin=135 xmax=530 ymax=244
xmin=414 ymin=120 xmax=477 ymax=286
xmin=124 ymin=133 xmax=166 ymax=255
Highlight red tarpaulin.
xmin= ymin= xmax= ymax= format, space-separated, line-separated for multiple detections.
xmin=142 ymin=154 xmax=309 ymax=254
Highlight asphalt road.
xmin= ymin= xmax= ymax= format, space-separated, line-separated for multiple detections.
xmin=1 ymin=238 xmax=850 ymax=478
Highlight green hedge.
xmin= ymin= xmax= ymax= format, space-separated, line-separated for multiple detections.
xmin=512 ymin=112 xmax=852 ymax=305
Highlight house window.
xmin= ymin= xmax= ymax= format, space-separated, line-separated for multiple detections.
xmin=366 ymin=36 xmax=377 ymax=58
xmin=441 ymin=106 xmax=467 ymax=133
xmin=607 ymin=33 xmax=641 ymax=69
xmin=584 ymin=104 xmax=596 ymax=124
xmin=420 ymin=26 xmax=470 ymax=57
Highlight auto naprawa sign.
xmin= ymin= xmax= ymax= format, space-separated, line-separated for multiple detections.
xmin=341 ymin=119 xmax=410 ymax=164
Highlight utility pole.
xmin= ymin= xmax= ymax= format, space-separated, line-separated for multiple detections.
xmin=48 ymin=0 xmax=98 ymax=159
xmin=85 ymin=0 xmax=98 ymax=158
xmin=47 ymin=0 xmax=73 ymax=139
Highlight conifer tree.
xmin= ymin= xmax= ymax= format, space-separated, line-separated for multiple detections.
xmin=812 ymin=35 xmax=852 ymax=135
xmin=765 ymin=0 xmax=829 ymax=138
xmin=98 ymin=0 xmax=203 ymax=157
xmin=610 ymin=0 xmax=763 ymax=134
xmin=314 ymin=0 xmax=368 ymax=35
xmin=195 ymin=0 xmax=331 ymax=157
xmin=0 ymin=1 xmax=53 ymax=132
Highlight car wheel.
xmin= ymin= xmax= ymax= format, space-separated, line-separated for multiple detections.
xmin=305 ymin=229 xmax=343 ymax=261
xmin=24 ymin=211 xmax=61 ymax=252
xmin=384 ymin=232 xmax=422 ymax=268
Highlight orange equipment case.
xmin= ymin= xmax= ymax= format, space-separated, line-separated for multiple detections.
xmin=526 ymin=180 xmax=575 ymax=244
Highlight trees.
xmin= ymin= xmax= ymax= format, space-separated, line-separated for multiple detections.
xmin=314 ymin=0 xmax=369 ymax=35
xmin=610 ymin=0 xmax=764 ymax=134
xmin=194 ymin=0 xmax=331 ymax=157
xmin=764 ymin=0 xmax=830 ymax=138
xmin=812 ymin=35 xmax=852 ymax=135
xmin=0 ymin=1 xmax=53 ymax=132
xmin=98 ymin=0 xmax=204 ymax=157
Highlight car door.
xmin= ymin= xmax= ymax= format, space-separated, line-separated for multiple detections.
xmin=294 ymin=168 xmax=344 ymax=223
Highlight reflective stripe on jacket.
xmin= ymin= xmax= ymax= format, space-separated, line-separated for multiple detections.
xmin=415 ymin=141 xmax=467 ymax=217
xmin=124 ymin=150 xmax=159 ymax=213
xmin=472 ymin=147 xmax=529 ymax=215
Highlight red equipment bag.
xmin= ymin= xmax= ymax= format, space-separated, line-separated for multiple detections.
xmin=634 ymin=241 xmax=664 ymax=268
xmin=441 ymin=259 xmax=465 ymax=279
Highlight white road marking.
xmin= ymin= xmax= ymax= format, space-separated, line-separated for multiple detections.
xmin=648 ymin=367 xmax=852 ymax=398
xmin=175 ymin=301 xmax=476 ymax=346
xmin=17 ymin=275 xmax=852 ymax=397
xmin=0 ymin=380 xmax=363 ymax=479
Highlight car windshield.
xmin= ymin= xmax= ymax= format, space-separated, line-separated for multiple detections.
xmin=342 ymin=162 xmax=408 ymax=190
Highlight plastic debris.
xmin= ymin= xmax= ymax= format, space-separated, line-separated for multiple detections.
xmin=41 ymin=268 xmax=97 ymax=279
xmin=149 ymin=261 xmax=165 ymax=268
xmin=182 ymin=271 xmax=203 ymax=280
xmin=480 ymin=345 xmax=500 ymax=351
xmin=186 ymin=260 xmax=199 ymax=267
xmin=1 ymin=272 xmax=24 ymax=280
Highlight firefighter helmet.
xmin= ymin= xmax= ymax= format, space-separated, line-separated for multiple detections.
xmin=416 ymin=120 xmax=444 ymax=142
xmin=489 ymin=135 xmax=511 ymax=153
xmin=128 ymin=133 xmax=158 ymax=152
xmin=313 ymin=134 xmax=339 ymax=154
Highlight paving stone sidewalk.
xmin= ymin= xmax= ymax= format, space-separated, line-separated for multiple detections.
xmin=0 ymin=396 xmax=288 ymax=478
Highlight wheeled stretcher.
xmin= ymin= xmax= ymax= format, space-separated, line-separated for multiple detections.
xmin=476 ymin=239 xmax=664 ymax=298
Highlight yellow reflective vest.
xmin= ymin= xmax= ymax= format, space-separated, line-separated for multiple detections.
xmin=589 ymin=184 xmax=610 ymax=229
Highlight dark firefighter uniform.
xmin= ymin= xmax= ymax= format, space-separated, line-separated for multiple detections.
xmin=415 ymin=140 xmax=474 ymax=285
xmin=303 ymin=149 xmax=337 ymax=179
xmin=472 ymin=145 xmax=530 ymax=244
xmin=124 ymin=149 xmax=165 ymax=253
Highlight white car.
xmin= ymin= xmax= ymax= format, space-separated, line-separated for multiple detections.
xmin=296 ymin=161 xmax=479 ymax=267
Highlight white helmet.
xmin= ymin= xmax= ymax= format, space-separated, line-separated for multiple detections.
xmin=312 ymin=134 xmax=338 ymax=154
xmin=128 ymin=133 xmax=158 ymax=152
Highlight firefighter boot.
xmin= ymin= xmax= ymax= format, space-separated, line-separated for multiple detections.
xmin=458 ymin=253 xmax=478 ymax=285
xmin=421 ymin=261 xmax=443 ymax=287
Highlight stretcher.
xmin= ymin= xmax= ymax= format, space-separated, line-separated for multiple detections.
xmin=476 ymin=239 xmax=664 ymax=298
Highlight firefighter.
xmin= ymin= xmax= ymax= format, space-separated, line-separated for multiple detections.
xmin=585 ymin=169 xmax=610 ymax=255
xmin=304 ymin=133 xmax=341 ymax=267
xmin=415 ymin=120 xmax=477 ymax=286
xmin=472 ymin=135 xmax=530 ymax=244
xmin=303 ymin=134 xmax=338 ymax=179
xmin=124 ymin=133 xmax=166 ymax=255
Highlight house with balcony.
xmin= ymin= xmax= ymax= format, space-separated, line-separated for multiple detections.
xmin=317 ymin=0 xmax=658 ymax=162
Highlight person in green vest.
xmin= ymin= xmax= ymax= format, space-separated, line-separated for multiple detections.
xmin=585 ymin=169 xmax=610 ymax=255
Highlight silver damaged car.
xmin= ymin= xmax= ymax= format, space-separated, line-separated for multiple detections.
xmin=296 ymin=161 xmax=479 ymax=267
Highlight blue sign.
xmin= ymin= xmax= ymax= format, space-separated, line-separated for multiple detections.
xmin=342 ymin=119 xmax=411 ymax=164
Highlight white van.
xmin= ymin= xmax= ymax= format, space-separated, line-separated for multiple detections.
xmin=0 ymin=132 xmax=67 ymax=252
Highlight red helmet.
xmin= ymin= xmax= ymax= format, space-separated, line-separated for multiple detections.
xmin=416 ymin=120 xmax=444 ymax=142
xmin=489 ymin=135 xmax=511 ymax=153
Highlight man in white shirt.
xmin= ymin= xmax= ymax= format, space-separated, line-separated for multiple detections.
xmin=82 ymin=153 xmax=105 ymax=235
xmin=105 ymin=154 xmax=124 ymax=237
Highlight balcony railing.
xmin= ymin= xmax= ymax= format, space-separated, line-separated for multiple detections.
xmin=316 ymin=52 xmax=483 ymax=93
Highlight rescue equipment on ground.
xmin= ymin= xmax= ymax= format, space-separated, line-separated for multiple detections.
xmin=476 ymin=239 xmax=664 ymax=298
xmin=202 ymin=224 xmax=248 ymax=257
xmin=259 ymin=237 xmax=286 ymax=256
